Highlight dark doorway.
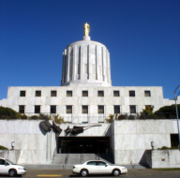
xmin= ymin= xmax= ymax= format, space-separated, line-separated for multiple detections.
xmin=170 ymin=134 xmax=179 ymax=147
xmin=57 ymin=137 xmax=110 ymax=154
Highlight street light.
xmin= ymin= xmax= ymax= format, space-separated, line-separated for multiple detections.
xmin=174 ymin=85 xmax=180 ymax=150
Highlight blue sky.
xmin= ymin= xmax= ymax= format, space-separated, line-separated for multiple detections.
xmin=0 ymin=0 xmax=180 ymax=100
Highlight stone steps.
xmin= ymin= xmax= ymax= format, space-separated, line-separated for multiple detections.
xmin=52 ymin=153 xmax=103 ymax=168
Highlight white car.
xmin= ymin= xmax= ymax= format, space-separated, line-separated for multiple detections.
xmin=0 ymin=157 xmax=26 ymax=177
xmin=72 ymin=160 xmax=128 ymax=177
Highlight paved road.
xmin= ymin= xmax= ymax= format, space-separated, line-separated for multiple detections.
xmin=0 ymin=169 xmax=180 ymax=178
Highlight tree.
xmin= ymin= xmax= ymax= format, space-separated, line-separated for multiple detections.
xmin=139 ymin=105 xmax=154 ymax=119
xmin=0 ymin=106 xmax=22 ymax=119
xmin=154 ymin=104 xmax=180 ymax=119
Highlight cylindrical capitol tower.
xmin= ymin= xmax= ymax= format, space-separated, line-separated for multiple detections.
xmin=61 ymin=23 xmax=112 ymax=86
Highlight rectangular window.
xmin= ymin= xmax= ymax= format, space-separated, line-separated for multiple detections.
xmin=66 ymin=105 xmax=72 ymax=114
xmin=66 ymin=90 xmax=72 ymax=97
xmin=129 ymin=90 xmax=135 ymax=97
xmin=34 ymin=105 xmax=41 ymax=113
xmin=130 ymin=105 xmax=136 ymax=114
xmin=82 ymin=90 xmax=88 ymax=97
xmin=98 ymin=90 xmax=104 ymax=97
xmin=145 ymin=90 xmax=151 ymax=97
xmin=19 ymin=105 xmax=25 ymax=114
xmin=82 ymin=105 xmax=88 ymax=114
xmin=51 ymin=90 xmax=57 ymax=97
xmin=50 ymin=105 xmax=56 ymax=114
xmin=20 ymin=90 xmax=26 ymax=97
xmin=98 ymin=105 xmax=104 ymax=114
xmin=35 ymin=90 xmax=41 ymax=97
xmin=114 ymin=105 xmax=120 ymax=114
xmin=113 ymin=90 xmax=120 ymax=97
xmin=170 ymin=134 xmax=178 ymax=147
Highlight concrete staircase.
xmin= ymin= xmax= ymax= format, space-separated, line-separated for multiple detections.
xmin=52 ymin=153 xmax=103 ymax=169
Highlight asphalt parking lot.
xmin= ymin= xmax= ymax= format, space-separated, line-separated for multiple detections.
xmin=1 ymin=168 xmax=179 ymax=178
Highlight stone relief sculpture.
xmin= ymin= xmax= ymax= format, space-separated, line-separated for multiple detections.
xmin=64 ymin=124 xmax=102 ymax=136
xmin=39 ymin=120 xmax=101 ymax=136
xmin=39 ymin=120 xmax=62 ymax=135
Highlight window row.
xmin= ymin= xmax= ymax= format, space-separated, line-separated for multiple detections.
xmin=19 ymin=90 xmax=151 ymax=97
xmin=19 ymin=105 xmax=148 ymax=114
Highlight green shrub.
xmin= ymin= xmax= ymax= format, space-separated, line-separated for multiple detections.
xmin=117 ymin=114 xmax=128 ymax=120
xmin=0 ymin=145 xmax=8 ymax=150
xmin=139 ymin=104 xmax=180 ymax=119
xmin=154 ymin=104 xmax=180 ymax=119
xmin=0 ymin=106 xmax=22 ymax=119
xmin=54 ymin=115 xmax=64 ymax=124
xmin=158 ymin=146 xmax=178 ymax=150
xmin=39 ymin=114 xmax=51 ymax=120
xmin=29 ymin=114 xmax=51 ymax=120
xmin=139 ymin=105 xmax=154 ymax=119
xmin=29 ymin=115 xmax=39 ymax=120
xmin=105 ymin=114 xmax=114 ymax=123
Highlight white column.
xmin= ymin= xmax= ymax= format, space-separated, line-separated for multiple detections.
xmin=103 ymin=47 xmax=107 ymax=82
xmin=97 ymin=45 xmax=102 ymax=80
xmin=70 ymin=48 xmax=73 ymax=81
xmin=106 ymin=50 xmax=110 ymax=83
xmin=88 ymin=45 xmax=94 ymax=80
xmin=77 ymin=46 xmax=81 ymax=79
xmin=87 ymin=45 xmax=90 ymax=79
xmin=80 ymin=46 xmax=84 ymax=80
xmin=72 ymin=46 xmax=77 ymax=81
xmin=66 ymin=47 xmax=71 ymax=82
xmin=61 ymin=50 xmax=66 ymax=84
xmin=107 ymin=51 xmax=112 ymax=85
xmin=95 ymin=45 xmax=98 ymax=80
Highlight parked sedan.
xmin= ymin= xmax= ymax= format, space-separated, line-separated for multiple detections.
xmin=0 ymin=157 xmax=26 ymax=177
xmin=72 ymin=160 xmax=128 ymax=177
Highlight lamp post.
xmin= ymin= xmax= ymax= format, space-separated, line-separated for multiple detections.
xmin=174 ymin=85 xmax=180 ymax=150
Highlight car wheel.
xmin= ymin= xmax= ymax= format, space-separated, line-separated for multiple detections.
xmin=80 ymin=169 xmax=88 ymax=177
xmin=9 ymin=169 xmax=17 ymax=177
xmin=112 ymin=169 xmax=120 ymax=176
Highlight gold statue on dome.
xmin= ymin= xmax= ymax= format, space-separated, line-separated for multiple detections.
xmin=84 ymin=22 xmax=90 ymax=36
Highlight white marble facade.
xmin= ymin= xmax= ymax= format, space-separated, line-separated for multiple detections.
xmin=0 ymin=86 xmax=173 ymax=123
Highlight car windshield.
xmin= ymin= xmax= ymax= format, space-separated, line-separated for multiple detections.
xmin=5 ymin=159 xmax=15 ymax=165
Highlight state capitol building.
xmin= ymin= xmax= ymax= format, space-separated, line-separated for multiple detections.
xmin=0 ymin=23 xmax=175 ymax=123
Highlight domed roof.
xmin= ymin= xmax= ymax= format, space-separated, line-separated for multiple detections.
xmin=61 ymin=23 xmax=112 ymax=87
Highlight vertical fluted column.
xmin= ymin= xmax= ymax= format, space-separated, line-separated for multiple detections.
xmin=87 ymin=45 xmax=89 ymax=79
xmin=80 ymin=46 xmax=84 ymax=80
xmin=88 ymin=45 xmax=94 ymax=80
xmin=66 ymin=47 xmax=71 ymax=83
xmin=107 ymin=51 xmax=111 ymax=84
xmin=106 ymin=50 xmax=109 ymax=83
xmin=61 ymin=50 xmax=66 ymax=84
xmin=97 ymin=45 xmax=102 ymax=81
xmin=101 ymin=47 xmax=104 ymax=81
xmin=72 ymin=46 xmax=77 ymax=80
xmin=64 ymin=50 xmax=67 ymax=84
xmin=77 ymin=47 xmax=81 ymax=79
xmin=103 ymin=47 xmax=107 ymax=82
xmin=70 ymin=48 xmax=73 ymax=81
xmin=95 ymin=45 xmax=98 ymax=80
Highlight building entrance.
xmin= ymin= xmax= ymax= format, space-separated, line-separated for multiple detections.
xmin=57 ymin=137 xmax=110 ymax=154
